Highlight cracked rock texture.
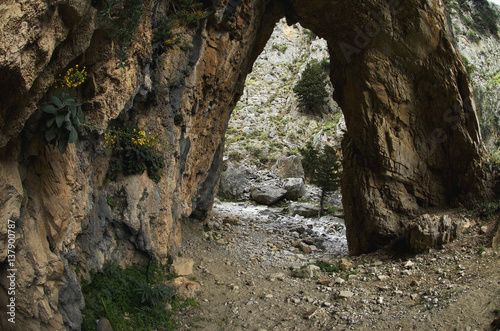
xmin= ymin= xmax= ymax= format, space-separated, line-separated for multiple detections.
xmin=0 ymin=0 xmax=489 ymax=329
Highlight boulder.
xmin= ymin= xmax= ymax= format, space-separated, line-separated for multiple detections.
xmin=219 ymin=163 xmax=254 ymax=198
xmin=405 ymin=214 xmax=467 ymax=253
xmin=250 ymin=186 xmax=287 ymax=205
xmin=289 ymin=202 xmax=320 ymax=218
xmin=272 ymin=155 xmax=304 ymax=179
xmin=170 ymin=257 xmax=194 ymax=276
xmin=283 ymin=178 xmax=306 ymax=201
xmin=97 ymin=318 xmax=113 ymax=331
xmin=164 ymin=277 xmax=201 ymax=299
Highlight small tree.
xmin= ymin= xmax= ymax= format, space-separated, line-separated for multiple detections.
xmin=293 ymin=60 xmax=329 ymax=113
xmin=298 ymin=140 xmax=319 ymax=181
xmin=299 ymin=143 xmax=341 ymax=216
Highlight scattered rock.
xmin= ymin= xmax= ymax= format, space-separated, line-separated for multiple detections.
xmin=289 ymin=202 xmax=320 ymax=217
xmin=377 ymin=275 xmax=390 ymax=281
xmin=268 ymin=272 xmax=286 ymax=281
xmin=405 ymin=214 xmax=465 ymax=253
xmin=250 ymin=186 xmax=287 ymax=205
xmin=299 ymin=242 xmax=312 ymax=254
xmin=292 ymin=265 xmax=320 ymax=278
xmin=96 ymin=318 xmax=113 ymax=331
xmin=164 ymin=277 xmax=201 ymax=299
xmin=272 ymin=155 xmax=304 ymax=179
xmin=170 ymin=257 xmax=194 ymax=276
xmin=340 ymin=258 xmax=353 ymax=270
xmin=338 ymin=290 xmax=354 ymax=299
xmin=283 ymin=178 xmax=306 ymax=200
xmin=333 ymin=277 xmax=346 ymax=285
xmin=223 ymin=216 xmax=239 ymax=225
xmin=404 ymin=260 xmax=415 ymax=269
xmin=303 ymin=307 xmax=323 ymax=320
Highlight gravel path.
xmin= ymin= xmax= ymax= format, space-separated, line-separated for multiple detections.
xmin=177 ymin=202 xmax=500 ymax=331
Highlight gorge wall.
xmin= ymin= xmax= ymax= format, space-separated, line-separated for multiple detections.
xmin=0 ymin=0 xmax=490 ymax=329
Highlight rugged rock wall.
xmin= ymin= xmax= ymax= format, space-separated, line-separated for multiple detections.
xmin=0 ymin=0 xmax=488 ymax=329
xmin=285 ymin=0 xmax=487 ymax=254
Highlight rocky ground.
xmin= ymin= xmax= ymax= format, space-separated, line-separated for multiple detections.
xmin=174 ymin=201 xmax=500 ymax=331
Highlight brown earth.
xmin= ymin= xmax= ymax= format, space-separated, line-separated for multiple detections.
xmin=175 ymin=203 xmax=500 ymax=331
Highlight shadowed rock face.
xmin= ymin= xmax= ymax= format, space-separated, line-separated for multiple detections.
xmin=286 ymin=0 xmax=485 ymax=254
xmin=0 ymin=0 xmax=486 ymax=328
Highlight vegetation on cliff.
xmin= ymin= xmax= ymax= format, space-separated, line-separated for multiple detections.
xmin=293 ymin=60 xmax=330 ymax=113
xmin=81 ymin=262 xmax=198 ymax=330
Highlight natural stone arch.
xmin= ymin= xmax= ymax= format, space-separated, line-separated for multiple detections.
xmin=0 ymin=0 xmax=488 ymax=328
xmin=190 ymin=0 xmax=485 ymax=255
xmin=282 ymin=0 xmax=484 ymax=254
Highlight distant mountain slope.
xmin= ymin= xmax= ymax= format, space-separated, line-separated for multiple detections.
xmin=447 ymin=0 xmax=500 ymax=154
xmin=223 ymin=19 xmax=344 ymax=168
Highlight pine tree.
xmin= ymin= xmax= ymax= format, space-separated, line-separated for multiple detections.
xmin=299 ymin=143 xmax=341 ymax=216
xmin=293 ymin=60 xmax=329 ymax=113
xmin=298 ymin=140 xmax=319 ymax=182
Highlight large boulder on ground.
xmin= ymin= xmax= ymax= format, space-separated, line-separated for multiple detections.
xmin=283 ymin=178 xmax=306 ymax=200
xmin=405 ymin=214 xmax=468 ymax=253
xmin=169 ymin=257 xmax=194 ymax=276
xmin=289 ymin=202 xmax=320 ymax=218
xmin=164 ymin=277 xmax=201 ymax=299
xmin=219 ymin=163 xmax=254 ymax=198
xmin=250 ymin=186 xmax=287 ymax=205
xmin=272 ymin=155 xmax=304 ymax=179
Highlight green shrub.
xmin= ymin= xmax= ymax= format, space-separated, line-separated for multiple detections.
xmin=457 ymin=0 xmax=498 ymax=36
xmin=314 ymin=260 xmax=345 ymax=274
xmin=461 ymin=54 xmax=476 ymax=77
xmin=42 ymin=89 xmax=88 ymax=154
xmin=101 ymin=0 xmax=146 ymax=67
xmin=152 ymin=0 xmax=212 ymax=56
xmin=272 ymin=44 xmax=288 ymax=53
xmin=246 ymin=145 xmax=263 ymax=158
xmin=259 ymin=155 xmax=269 ymax=164
xmin=228 ymin=150 xmax=243 ymax=162
xmin=152 ymin=16 xmax=181 ymax=55
xmin=81 ymin=262 xmax=181 ymax=331
xmin=106 ymin=126 xmax=166 ymax=182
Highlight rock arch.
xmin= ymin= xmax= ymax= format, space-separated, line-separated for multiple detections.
xmin=285 ymin=0 xmax=485 ymax=254
xmin=0 ymin=0 xmax=487 ymax=328
xmin=189 ymin=0 xmax=485 ymax=254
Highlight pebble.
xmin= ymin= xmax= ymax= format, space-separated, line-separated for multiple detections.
xmin=339 ymin=290 xmax=354 ymax=298
xmin=334 ymin=277 xmax=346 ymax=285
xmin=404 ymin=260 xmax=415 ymax=269
xmin=377 ymin=274 xmax=390 ymax=281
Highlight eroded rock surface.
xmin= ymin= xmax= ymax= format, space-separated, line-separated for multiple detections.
xmin=0 ymin=0 xmax=488 ymax=329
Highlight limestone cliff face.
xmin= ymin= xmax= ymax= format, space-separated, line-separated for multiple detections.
xmin=0 ymin=0 xmax=488 ymax=329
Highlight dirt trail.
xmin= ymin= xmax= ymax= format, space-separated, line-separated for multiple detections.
xmin=176 ymin=202 xmax=500 ymax=331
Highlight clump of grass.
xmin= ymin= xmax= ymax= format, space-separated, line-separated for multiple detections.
xmin=81 ymin=262 xmax=198 ymax=331
xmin=314 ymin=260 xmax=345 ymax=274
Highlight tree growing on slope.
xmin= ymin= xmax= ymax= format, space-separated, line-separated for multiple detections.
xmin=293 ymin=60 xmax=329 ymax=114
xmin=299 ymin=141 xmax=341 ymax=216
